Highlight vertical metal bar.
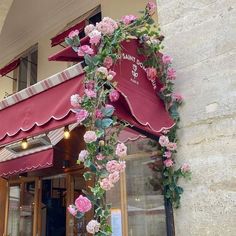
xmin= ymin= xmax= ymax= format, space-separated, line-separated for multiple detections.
xmin=165 ymin=198 xmax=175 ymax=236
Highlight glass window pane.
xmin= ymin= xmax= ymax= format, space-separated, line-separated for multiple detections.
xmin=125 ymin=139 xmax=166 ymax=236
xmin=106 ymin=184 xmax=122 ymax=236
xmin=20 ymin=181 xmax=35 ymax=236
xmin=30 ymin=50 xmax=38 ymax=85
xmin=7 ymin=185 xmax=21 ymax=236
xmin=18 ymin=58 xmax=28 ymax=91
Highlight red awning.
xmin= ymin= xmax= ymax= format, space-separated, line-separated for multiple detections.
xmin=0 ymin=58 xmax=20 ymax=76
xmin=118 ymin=128 xmax=146 ymax=143
xmin=113 ymin=40 xmax=174 ymax=134
xmin=0 ymin=148 xmax=53 ymax=178
xmin=49 ymin=36 xmax=89 ymax=62
xmin=0 ymin=39 xmax=174 ymax=147
xmin=0 ymin=75 xmax=85 ymax=146
xmin=51 ymin=20 xmax=86 ymax=47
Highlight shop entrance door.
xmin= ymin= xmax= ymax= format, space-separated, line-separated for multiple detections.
xmin=5 ymin=177 xmax=39 ymax=236
xmin=41 ymin=174 xmax=67 ymax=236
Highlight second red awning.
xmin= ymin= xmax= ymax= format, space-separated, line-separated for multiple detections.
xmin=0 ymin=148 xmax=54 ymax=178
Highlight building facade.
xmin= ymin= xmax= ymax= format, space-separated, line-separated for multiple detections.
xmin=0 ymin=0 xmax=235 ymax=236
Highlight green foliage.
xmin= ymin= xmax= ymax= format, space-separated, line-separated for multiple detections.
xmin=65 ymin=3 xmax=191 ymax=235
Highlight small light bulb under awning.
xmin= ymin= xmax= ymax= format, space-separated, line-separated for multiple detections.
xmin=21 ymin=138 xmax=28 ymax=149
xmin=64 ymin=126 xmax=70 ymax=139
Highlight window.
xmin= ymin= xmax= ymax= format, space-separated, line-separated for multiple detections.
xmin=107 ymin=138 xmax=171 ymax=236
xmin=14 ymin=45 xmax=38 ymax=92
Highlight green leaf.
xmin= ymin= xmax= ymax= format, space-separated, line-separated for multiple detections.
xmin=73 ymin=36 xmax=80 ymax=46
xmin=95 ymin=207 xmax=103 ymax=216
xmin=101 ymin=118 xmax=113 ymax=129
xmin=83 ymin=172 xmax=92 ymax=181
xmin=101 ymin=106 xmax=115 ymax=117
xmin=176 ymin=186 xmax=184 ymax=194
xmin=163 ymin=171 xmax=169 ymax=177
xmin=96 ymin=129 xmax=105 ymax=138
xmin=84 ymin=54 xmax=94 ymax=67
xmin=75 ymin=212 xmax=84 ymax=219
xmin=65 ymin=37 xmax=73 ymax=46
xmin=93 ymin=55 xmax=101 ymax=65
xmin=84 ymin=158 xmax=92 ymax=168
xmin=95 ymin=119 xmax=103 ymax=129
xmin=72 ymin=46 xmax=78 ymax=52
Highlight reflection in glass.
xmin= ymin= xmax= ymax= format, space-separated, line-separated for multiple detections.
xmin=126 ymin=139 xmax=166 ymax=236
xmin=20 ymin=182 xmax=35 ymax=236
xmin=7 ymin=185 xmax=20 ymax=236
xmin=107 ymin=138 xmax=166 ymax=236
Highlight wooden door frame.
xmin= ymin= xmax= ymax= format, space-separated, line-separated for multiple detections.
xmin=4 ymin=176 xmax=39 ymax=236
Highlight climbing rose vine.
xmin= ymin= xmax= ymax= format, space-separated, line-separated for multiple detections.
xmin=66 ymin=2 xmax=191 ymax=235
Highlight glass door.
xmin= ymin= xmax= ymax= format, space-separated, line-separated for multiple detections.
xmin=41 ymin=175 xmax=67 ymax=236
xmin=6 ymin=178 xmax=39 ymax=236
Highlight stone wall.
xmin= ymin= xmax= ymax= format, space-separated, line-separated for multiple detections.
xmin=157 ymin=0 xmax=236 ymax=235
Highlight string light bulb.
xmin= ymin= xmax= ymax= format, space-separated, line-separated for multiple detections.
xmin=21 ymin=138 xmax=28 ymax=149
xmin=64 ymin=126 xmax=70 ymax=139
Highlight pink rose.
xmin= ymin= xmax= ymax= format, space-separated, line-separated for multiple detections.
xmin=88 ymin=29 xmax=101 ymax=45
xmin=167 ymin=68 xmax=176 ymax=80
xmin=85 ymin=89 xmax=97 ymax=98
xmin=159 ymin=135 xmax=169 ymax=147
xmin=103 ymin=17 xmax=118 ymax=30
xmin=166 ymin=142 xmax=177 ymax=151
xmin=84 ymin=24 xmax=95 ymax=35
xmin=96 ymin=153 xmax=105 ymax=160
xmin=121 ymin=15 xmax=137 ymax=25
xmin=107 ymin=70 xmax=116 ymax=81
xmin=100 ymin=178 xmax=114 ymax=191
xmin=86 ymin=220 xmax=100 ymax=234
xmin=96 ymin=21 xmax=114 ymax=35
xmin=76 ymin=109 xmax=88 ymax=123
xmin=105 ymin=104 xmax=114 ymax=110
xmin=118 ymin=161 xmax=126 ymax=172
xmin=162 ymin=129 xmax=170 ymax=134
xmin=146 ymin=1 xmax=156 ymax=15
xmin=115 ymin=143 xmax=127 ymax=157
xmin=85 ymin=80 xmax=95 ymax=90
xmin=146 ymin=67 xmax=157 ymax=81
xmin=109 ymin=89 xmax=120 ymax=102
xmin=164 ymin=159 xmax=173 ymax=167
xmin=67 ymin=205 xmax=78 ymax=216
xmin=109 ymin=171 xmax=120 ymax=184
xmin=108 ymin=70 xmax=116 ymax=77
xmin=106 ymin=160 xmax=119 ymax=173
xmin=172 ymin=93 xmax=183 ymax=103
xmin=84 ymin=131 xmax=97 ymax=143
xmin=95 ymin=109 xmax=104 ymax=119
xmin=164 ymin=151 xmax=172 ymax=158
xmin=78 ymin=150 xmax=88 ymax=162
xmin=70 ymin=94 xmax=81 ymax=108
xmin=96 ymin=17 xmax=118 ymax=35
xmin=68 ymin=30 xmax=79 ymax=39
xmin=75 ymin=195 xmax=92 ymax=213
xmin=181 ymin=163 xmax=190 ymax=173
xmin=77 ymin=45 xmax=94 ymax=57
xmin=103 ymin=56 xmax=113 ymax=68
xmin=162 ymin=55 xmax=173 ymax=64
xmin=96 ymin=66 xmax=108 ymax=76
